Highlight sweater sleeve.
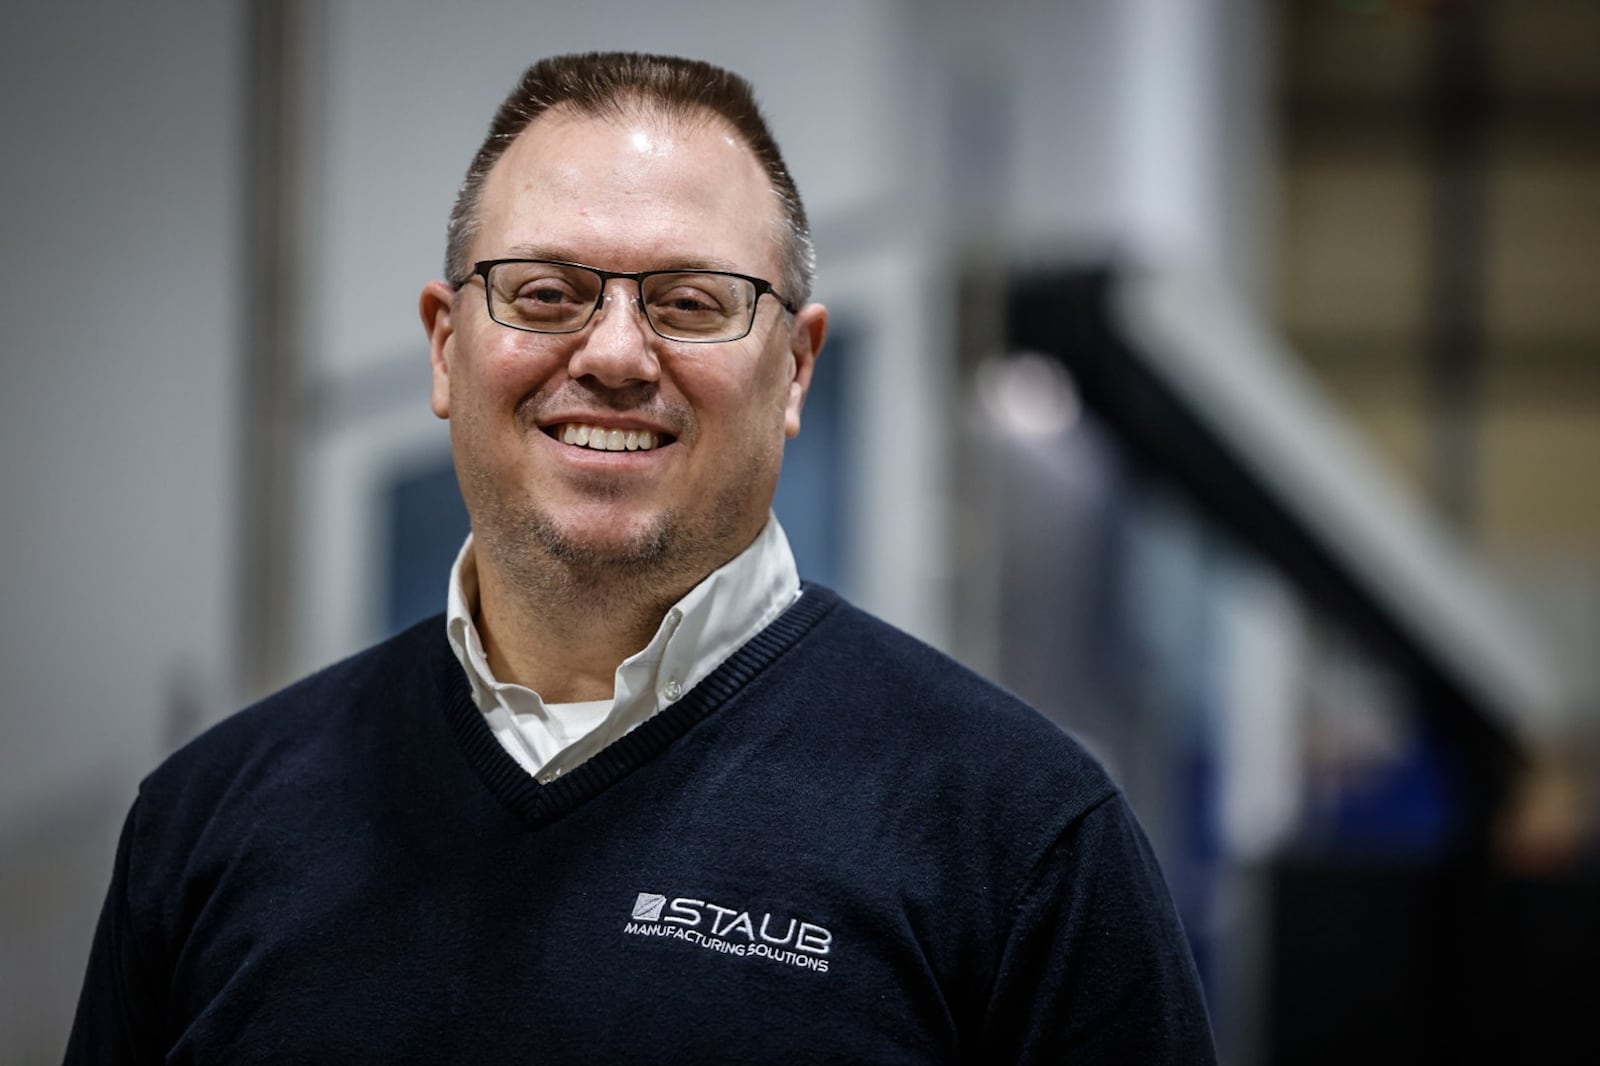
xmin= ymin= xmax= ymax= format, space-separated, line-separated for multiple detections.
xmin=62 ymin=797 xmax=164 ymax=1066
xmin=979 ymin=792 xmax=1218 ymax=1064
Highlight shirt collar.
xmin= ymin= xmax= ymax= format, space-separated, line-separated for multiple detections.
xmin=445 ymin=514 xmax=800 ymax=728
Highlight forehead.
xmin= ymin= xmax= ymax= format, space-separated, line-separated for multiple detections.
xmin=473 ymin=105 xmax=783 ymax=275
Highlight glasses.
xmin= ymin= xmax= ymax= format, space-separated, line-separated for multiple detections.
xmin=457 ymin=258 xmax=796 ymax=343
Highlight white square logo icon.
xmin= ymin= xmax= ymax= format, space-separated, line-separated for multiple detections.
xmin=632 ymin=892 xmax=667 ymax=922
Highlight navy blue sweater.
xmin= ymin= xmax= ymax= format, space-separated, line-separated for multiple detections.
xmin=66 ymin=585 xmax=1216 ymax=1063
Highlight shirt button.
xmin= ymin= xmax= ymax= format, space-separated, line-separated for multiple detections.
xmin=661 ymin=679 xmax=683 ymax=701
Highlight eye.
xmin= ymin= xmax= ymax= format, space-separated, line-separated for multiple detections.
xmin=511 ymin=273 xmax=586 ymax=308
xmin=644 ymin=273 xmax=743 ymax=324
xmin=520 ymin=282 xmax=574 ymax=305
xmin=489 ymin=263 xmax=598 ymax=329
xmin=655 ymin=287 xmax=724 ymax=314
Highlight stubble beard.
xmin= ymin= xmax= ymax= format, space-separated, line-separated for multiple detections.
xmin=468 ymin=469 xmax=756 ymax=621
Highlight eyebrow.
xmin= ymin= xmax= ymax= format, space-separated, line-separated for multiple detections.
xmin=495 ymin=244 xmax=749 ymax=275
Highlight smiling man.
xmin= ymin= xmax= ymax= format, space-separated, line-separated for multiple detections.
xmin=66 ymin=53 xmax=1216 ymax=1064
xmin=418 ymin=91 xmax=825 ymax=719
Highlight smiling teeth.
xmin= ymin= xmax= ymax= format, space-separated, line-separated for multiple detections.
xmin=560 ymin=423 xmax=660 ymax=451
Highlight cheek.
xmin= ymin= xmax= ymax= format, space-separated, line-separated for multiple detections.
xmin=447 ymin=349 xmax=544 ymax=464
xmin=745 ymin=335 xmax=799 ymax=413
xmin=764 ymin=351 xmax=801 ymax=427
xmin=456 ymin=335 xmax=553 ymax=413
xmin=703 ymin=356 xmax=792 ymax=445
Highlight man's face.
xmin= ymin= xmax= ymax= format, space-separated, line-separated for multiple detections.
xmin=421 ymin=107 xmax=826 ymax=590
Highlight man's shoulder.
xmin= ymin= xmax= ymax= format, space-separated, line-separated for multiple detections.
xmin=141 ymin=614 xmax=451 ymax=799
xmin=801 ymin=586 xmax=1069 ymax=727
xmin=791 ymin=585 xmax=1118 ymax=805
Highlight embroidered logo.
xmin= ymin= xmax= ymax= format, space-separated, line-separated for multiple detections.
xmin=632 ymin=892 xmax=667 ymax=921
xmin=623 ymin=891 xmax=832 ymax=974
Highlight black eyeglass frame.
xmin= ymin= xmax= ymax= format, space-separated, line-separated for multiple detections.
xmin=454 ymin=257 xmax=798 ymax=344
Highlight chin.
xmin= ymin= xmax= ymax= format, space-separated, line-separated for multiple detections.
xmin=526 ymin=503 xmax=704 ymax=572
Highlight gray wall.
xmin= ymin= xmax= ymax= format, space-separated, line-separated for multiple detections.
xmin=0 ymin=3 xmax=242 ymax=1059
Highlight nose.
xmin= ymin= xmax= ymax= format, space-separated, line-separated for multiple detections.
xmin=565 ymin=280 xmax=660 ymax=388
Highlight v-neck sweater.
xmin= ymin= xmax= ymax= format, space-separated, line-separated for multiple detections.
xmin=447 ymin=575 xmax=831 ymax=828
xmin=66 ymin=584 xmax=1216 ymax=1064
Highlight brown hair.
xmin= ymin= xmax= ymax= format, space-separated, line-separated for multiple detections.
xmin=445 ymin=52 xmax=815 ymax=303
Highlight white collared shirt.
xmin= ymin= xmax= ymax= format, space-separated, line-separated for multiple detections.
xmin=445 ymin=516 xmax=801 ymax=783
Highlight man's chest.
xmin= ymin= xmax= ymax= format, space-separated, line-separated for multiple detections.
xmin=159 ymin=804 xmax=973 ymax=1064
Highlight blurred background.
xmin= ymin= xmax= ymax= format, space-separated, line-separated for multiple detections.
xmin=2 ymin=1 xmax=1596 ymax=1062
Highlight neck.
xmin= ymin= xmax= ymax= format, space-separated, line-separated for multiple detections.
xmin=472 ymin=550 xmax=698 ymax=704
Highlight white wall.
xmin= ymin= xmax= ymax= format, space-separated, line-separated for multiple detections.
xmin=0 ymin=2 xmax=242 ymax=1057
xmin=0 ymin=0 xmax=242 ymax=827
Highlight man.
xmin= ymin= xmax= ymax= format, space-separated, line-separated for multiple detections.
xmin=67 ymin=52 xmax=1216 ymax=1063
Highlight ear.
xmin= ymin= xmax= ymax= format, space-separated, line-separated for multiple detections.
xmin=419 ymin=280 xmax=458 ymax=419
xmin=783 ymin=302 xmax=827 ymax=439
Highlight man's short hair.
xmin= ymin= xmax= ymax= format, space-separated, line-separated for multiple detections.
xmin=445 ymin=51 xmax=815 ymax=305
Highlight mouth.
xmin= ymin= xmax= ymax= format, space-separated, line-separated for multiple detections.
xmin=545 ymin=421 xmax=674 ymax=453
